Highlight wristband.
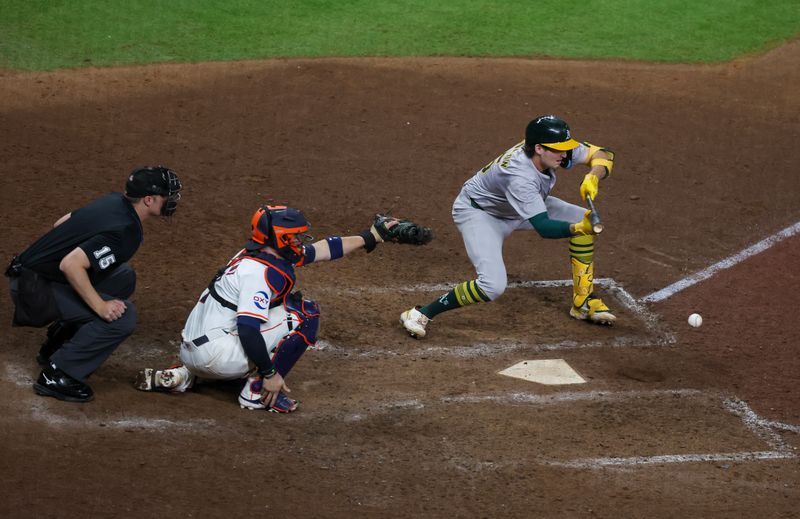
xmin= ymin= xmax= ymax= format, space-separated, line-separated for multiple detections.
xmin=325 ymin=236 xmax=343 ymax=259
xmin=260 ymin=366 xmax=278 ymax=379
xmin=589 ymin=158 xmax=613 ymax=178
xmin=359 ymin=229 xmax=377 ymax=253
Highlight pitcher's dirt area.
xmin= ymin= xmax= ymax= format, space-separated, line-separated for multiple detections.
xmin=1 ymin=43 xmax=799 ymax=517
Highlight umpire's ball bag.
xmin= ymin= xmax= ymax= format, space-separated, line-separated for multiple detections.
xmin=5 ymin=257 xmax=59 ymax=327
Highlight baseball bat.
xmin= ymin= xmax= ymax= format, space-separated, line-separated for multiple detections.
xmin=585 ymin=195 xmax=604 ymax=234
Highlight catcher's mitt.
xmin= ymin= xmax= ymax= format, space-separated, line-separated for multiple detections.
xmin=372 ymin=214 xmax=433 ymax=245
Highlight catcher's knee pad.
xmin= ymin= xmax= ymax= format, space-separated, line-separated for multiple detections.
xmin=299 ymin=299 xmax=320 ymax=317
xmin=295 ymin=314 xmax=319 ymax=344
xmin=285 ymin=294 xmax=320 ymax=345
xmin=286 ymin=292 xmax=320 ymax=317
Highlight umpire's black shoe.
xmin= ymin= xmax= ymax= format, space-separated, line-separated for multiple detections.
xmin=33 ymin=363 xmax=94 ymax=403
xmin=35 ymin=348 xmax=55 ymax=368
xmin=36 ymin=321 xmax=77 ymax=367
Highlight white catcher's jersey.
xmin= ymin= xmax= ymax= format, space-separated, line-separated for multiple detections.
xmin=461 ymin=141 xmax=589 ymax=220
xmin=182 ymin=254 xmax=291 ymax=343
xmin=179 ymin=253 xmax=298 ymax=380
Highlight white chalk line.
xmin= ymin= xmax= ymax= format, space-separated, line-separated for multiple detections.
xmin=9 ymin=360 xmax=799 ymax=468
xmin=641 ymin=219 xmax=800 ymax=303
xmin=444 ymin=388 xmax=701 ymax=405
xmin=332 ymin=389 xmax=798 ymax=469
xmin=2 ymin=361 xmax=216 ymax=431
xmin=548 ymin=450 xmax=795 ymax=468
xmin=313 ymin=277 xmax=674 ymax=358
xmin=723 ymin=398 xmax=794 ymax=451
xmin=323 ymin=278 xmax=577 ymax=296
xmin=26 ymin=400 xmax=216 ymax=430
xmin=25 ymin=398 xmax=216 ymax=431
xmin=341 ymin=390 xmax=700 ymax=423
xmin=762 ymin=421 xmax=800 ymax=434
xmin=320 ymin=218 xmax=800 ymax=307
xmin=3 ymin=362 xmax=34 ymax=387
xmin=315 ymin=334 xmax=668 ymax=360
xmin=544 ymin=394 xmax=797 ymax=469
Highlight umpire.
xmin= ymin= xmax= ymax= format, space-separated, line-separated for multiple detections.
xmin=5 ymin=166 xmax=182 ymax=403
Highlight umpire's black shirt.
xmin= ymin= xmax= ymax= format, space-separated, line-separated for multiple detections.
xmin=18 ymin=193 xmax=143 ymax=284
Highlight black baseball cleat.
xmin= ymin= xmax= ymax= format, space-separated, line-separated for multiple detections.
xmin=33 ymin=363 xmax=94 ymax=403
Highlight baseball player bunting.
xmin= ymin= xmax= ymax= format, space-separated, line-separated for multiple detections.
xmin=136 ymin=205 xmax=430 ymax=413
xmin=400 ymin=115 xmax=616 ymax=339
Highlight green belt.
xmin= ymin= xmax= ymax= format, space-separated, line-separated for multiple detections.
xmin=469 ymin=197 xmax=484 ymax=210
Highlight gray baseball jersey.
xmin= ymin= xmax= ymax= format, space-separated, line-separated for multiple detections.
xmin=461 ymin=141 xmax=589 ymax=220
xmin=452 ymin=141 xmax=590 ymax=301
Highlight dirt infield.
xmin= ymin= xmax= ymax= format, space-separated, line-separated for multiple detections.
xmin=1 ymin=41 xmax=799 ymax=517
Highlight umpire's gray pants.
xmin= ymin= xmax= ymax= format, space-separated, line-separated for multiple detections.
xmin=49 ymin=264 xmax=137 ymax=381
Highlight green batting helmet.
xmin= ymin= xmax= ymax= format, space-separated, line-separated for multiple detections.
xmin=525 ymin=115 xmax=580 ymax=151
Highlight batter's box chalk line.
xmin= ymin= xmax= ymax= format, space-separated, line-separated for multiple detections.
xmin=30 ymin=401 xmax=217 ymax=431
xmin=2 ymin=361 xmax=218 ymax=431
xmin=641 ymin=219 xmax=800 ymax=303
xmin=328 ymin=389 xmax=798 ymax=469
xmin=317 ymin=217 xmax=800 ymax=356
xmin=535 ymin=392 xmax=798 ymax=469
xmin=313 ymin=277 xmax=674 ymax=359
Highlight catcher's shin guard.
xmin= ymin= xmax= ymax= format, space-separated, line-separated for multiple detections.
xmin=273 ymin=314 xmax=318 ymax=376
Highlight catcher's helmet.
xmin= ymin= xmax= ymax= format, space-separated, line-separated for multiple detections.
xmin=245 ymin=205 xmax=312 ymax=264
xmin=524 ymin=115 xmax=580 ymax=151
xmin=125 ymin=166 xmax=182 ymax=216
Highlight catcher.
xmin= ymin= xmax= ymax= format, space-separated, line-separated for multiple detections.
xmin=136 ymin=205 xmax=431 ymax=413
xmin=400 ymin=115 xmax=615 ymax=338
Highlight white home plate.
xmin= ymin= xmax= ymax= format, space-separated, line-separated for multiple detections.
xmin=499 ymin=359 xmax=586 ymax=385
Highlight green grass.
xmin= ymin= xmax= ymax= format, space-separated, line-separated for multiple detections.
xmin=1 ymin=0 xmax=798 ymax=70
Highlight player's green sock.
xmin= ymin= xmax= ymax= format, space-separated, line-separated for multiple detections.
xmin=420 ymin=280 xmax=489 ymax=318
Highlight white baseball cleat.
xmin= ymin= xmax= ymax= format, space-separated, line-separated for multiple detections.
xmin=135 ymin=365 xmax=193 ymax=392
xmin=569 ymin=296 xmax=616 ymax=325
xmin=400 ymin=306 xmax=429 ymax=338
xmin=239 ymin=376 xmax=266 ymax=410
xmin=238 ymin=376 xmax=298 ymax=413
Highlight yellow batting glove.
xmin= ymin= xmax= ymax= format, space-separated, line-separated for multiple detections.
xmin=573 ymin=210 xmax=594 ymax=236
xmin=580 ymin=173 xmax=599 ymax=202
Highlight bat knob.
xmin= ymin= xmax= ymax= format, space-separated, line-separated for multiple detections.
xmin=592 ymin=224 xmax=604 ymax=234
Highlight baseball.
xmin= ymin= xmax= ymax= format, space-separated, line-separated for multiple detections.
xmin=688 ymin=313 xmax=703 ymax=328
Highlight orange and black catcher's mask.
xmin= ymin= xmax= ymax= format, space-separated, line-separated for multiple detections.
xmin=245 ymin=205 xmax=312 ymax=265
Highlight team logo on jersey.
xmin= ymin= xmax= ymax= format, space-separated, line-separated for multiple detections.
xmin=253 ymin=291 xmax=269 ymax=310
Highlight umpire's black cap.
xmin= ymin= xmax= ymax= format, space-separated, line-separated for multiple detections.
xmin=125 ymin=166 xmax=181 ymax=198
